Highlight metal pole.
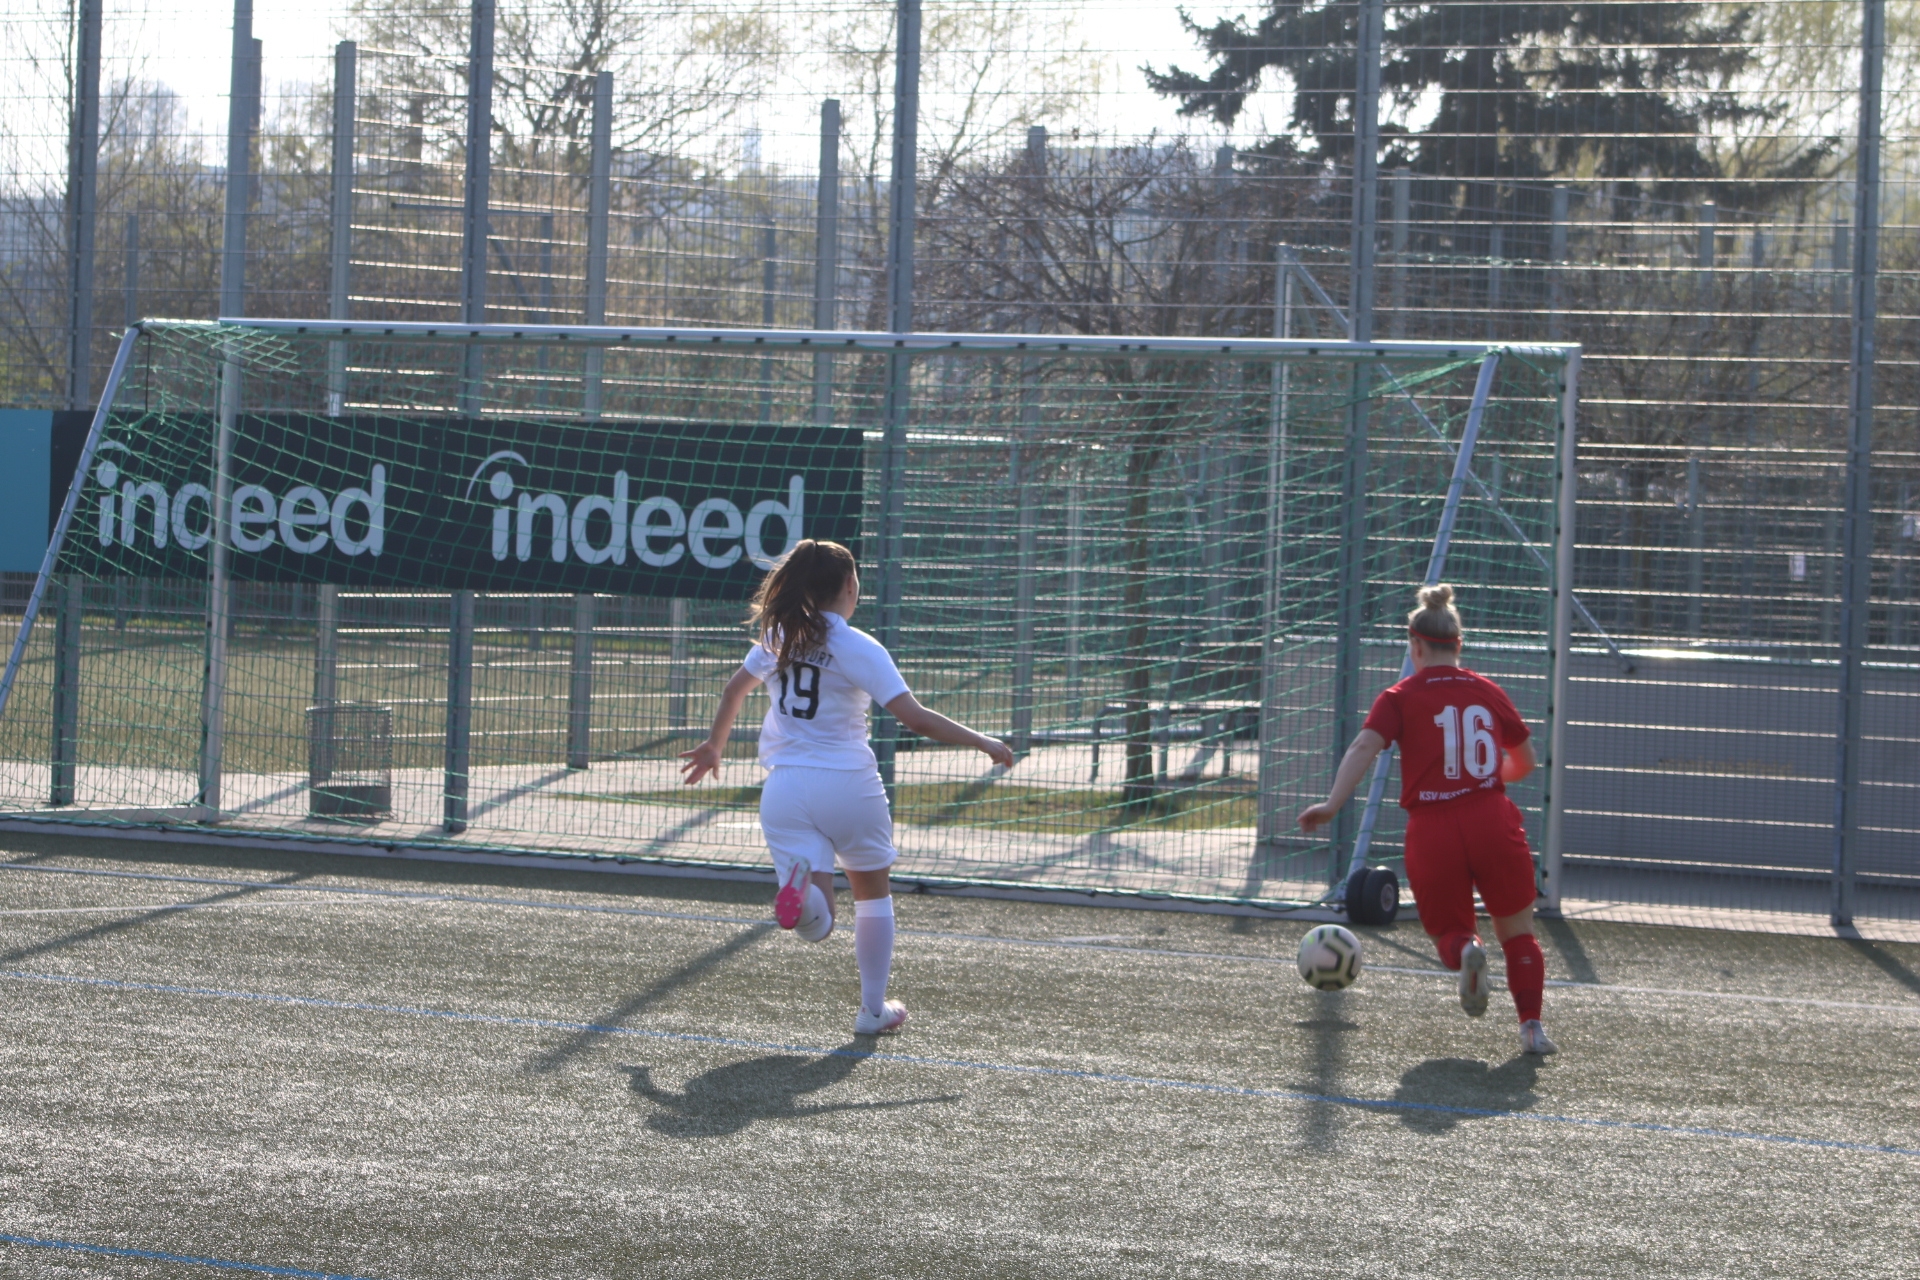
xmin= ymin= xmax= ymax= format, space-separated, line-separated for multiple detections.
xmin=1833 ymin=0 xmax=1885 ymax=929
xmin=1330 ymin=0 xmax=1383 ymax=866
xmin=314 ymin=584 xmax=338 ymax=706
xmin=311 ymin=583 xmax=338 ymax=787
xmin=444 ymin=590 xmax=475 ymax=831
xmin=327 ymin=40 xmax=356 ymax=416
xmin=202 ymin=0 xmax=256 ymax=816
xmin=65 ymin=0 xmax=101 ymax=410
xmin=582 ymin=70 xmax=612 ymax=417
xmin=50 ymin=578 xmax=81 ymax=805
xmin=760 ymin=221 xmax=776 ymax=422
xmin=1345 ymin=353 xmax=1501 ymax=879
xmin=874 ymin=0 xmax=920 ymax=789
xmin=567 ymin=592 xmax=594 ymax=769
xmin=1548 ymin=186 xmax=1569 ymax=343
xmin=1008 ymin=123 xmax=1045 ymax=759
xmin=1687 ymin=455 xmax=1704 ymax=636
xmin=667 ymin=596 xmax=689 ymax=729
xmin=1388 ymin=167 xmax=1409 ymax=339
xmin=1255 ymin=249 xmax=1295 ymax=847
xmin=812 ymin=98 xmax=841 ymax=426
xmin=122 ymin=213 xmax=139 ymax=329
xmin=459 ymin=0 xmax=495 ymax=413
xmin=1540 ymin=350 xmax=1581 ymax=912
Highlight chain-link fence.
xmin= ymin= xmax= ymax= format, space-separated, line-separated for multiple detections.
xmin=0 ymin=0 xmax=1914 ymax=934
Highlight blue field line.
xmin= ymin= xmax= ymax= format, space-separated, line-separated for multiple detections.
xmin=7 ymin=968 xmax=1917 ymax=1160
xmin=0 ymin=1232 xmax=383 ymax=1279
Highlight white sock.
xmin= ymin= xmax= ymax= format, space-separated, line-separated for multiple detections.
xmin=796 ymin=882 xmax=833 ymax=942
xmin=853 ymin=896 xmax=895 ymax=1015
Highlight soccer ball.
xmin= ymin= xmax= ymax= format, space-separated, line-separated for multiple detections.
xmin=1297 ymin=924 xmax=1362 ymax=991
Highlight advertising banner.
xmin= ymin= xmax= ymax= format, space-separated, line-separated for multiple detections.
xmin=51 ymin=413 xmax=863 ymax=597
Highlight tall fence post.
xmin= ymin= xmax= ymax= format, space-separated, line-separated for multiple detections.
xmin=1388 ymin=166 xmax=1409 ymax=338
xmin=1330 ymin=0 xmax=1382 ymax=869
xmin=313 ymin=584 xmax=338 ymax=708
xmin=1687 ymin=455 xmax=1705 ymax=635
xmin=874 ymin=0 xmax=921 ymax=790
xmin=201 ymin=0 xmax=257 ymax=815
xmin=50 ymin=578 xmax=82 ymax=805
xmin=444 ymin=589 xmax=474 ymax=832
xmin=1833 ymin=0 xmax=1885 ymax=929
xmin=65 ymin=0 xmax=101 ymax=410
xmin=445 ymin=0 xmax=492 ymax=828
xmin=122 ymin=213 xmax=139 ymax=329
xmin=667 ymin=597 xmax=690 ymax=730
xmin=1540 ymin=350 xmax=1581 ymax=913
xmin=327 ymin=40 xmax=356 ymax=416
xmin=1547 ymin=186 xmax=1568 ymax=343
xmin=1008 ymin=125 xmax=1045 ymax=758
xmin=567 ymin=593 xmax=594 ymax=769
xmin=459 ymin=0 xmax=494 ymax=413
xmin=582 ymin=70 xmax=612 ymax=416
xmin=1256 ymin=248 xmax=1296 ymax=847
xmin=759 ymin=221 xmax=777 ymax=421
xmin=576 ymin=73 xmax=613 ymax=719
xmin=812 ymin=98 xmax=841 ymax=426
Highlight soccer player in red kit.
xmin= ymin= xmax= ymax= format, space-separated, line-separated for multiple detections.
xmin=1299 ymin=584 xmax=1558 ymax=1056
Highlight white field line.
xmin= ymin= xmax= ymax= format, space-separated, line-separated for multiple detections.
xmin=5 ymin=861 xmax=1919 ymax=1017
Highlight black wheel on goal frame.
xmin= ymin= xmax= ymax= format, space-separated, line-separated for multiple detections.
xmin=1345 ymin=865 xmax=1401 ymax=926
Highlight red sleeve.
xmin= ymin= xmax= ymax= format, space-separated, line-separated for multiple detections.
xmin=1485 ymin=680 xmax=1531 ymax=747
xmin=1361 ymin=687 xmax=1402 ymax=746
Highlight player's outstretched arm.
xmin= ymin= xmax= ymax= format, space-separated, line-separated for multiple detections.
xmin=680 ymin=666 xmax=763 ymax=786
xmin=884 ymin=692 xmax=1016 ymax=769
xmin=1298 ymin=729 xmax=1388 ymax=832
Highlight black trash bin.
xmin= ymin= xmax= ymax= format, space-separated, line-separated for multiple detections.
xmin=308 ymin=702 xmax=393 ymax=821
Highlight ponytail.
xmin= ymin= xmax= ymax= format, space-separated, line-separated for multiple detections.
xmin=748 ymin=539 xmax=858 ymax=669
xmin=1408 ymin=582 xmax=1463 ymax=647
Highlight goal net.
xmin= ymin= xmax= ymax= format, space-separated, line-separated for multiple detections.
xmin=0 ymin=319 xmax=1577 ymax=911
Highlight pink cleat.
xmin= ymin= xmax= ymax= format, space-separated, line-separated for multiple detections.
xmin=775 ymin=861 xmax=811 ymax=931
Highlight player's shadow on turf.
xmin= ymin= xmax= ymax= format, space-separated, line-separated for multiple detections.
xmin=1390 ymin=1056 xmax=1542 ymax=1135
xmin=624 ymin=1048 xmax=959 ymax=1138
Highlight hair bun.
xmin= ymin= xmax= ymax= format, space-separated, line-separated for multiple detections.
xmin=1419 ymin=583 xmax=1454 ymax=610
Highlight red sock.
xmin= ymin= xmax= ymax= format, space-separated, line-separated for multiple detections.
xmin=1436 ymin=931 xmax=1478 ymax=971
xmin=1501 ymin=933 xmax=1545 ymax=1023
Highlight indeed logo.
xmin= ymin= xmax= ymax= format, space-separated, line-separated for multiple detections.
xmin=90 ymin=443 xmax=386 ymax=557
xmin=469 ymin=452 xmax=803 ymax=571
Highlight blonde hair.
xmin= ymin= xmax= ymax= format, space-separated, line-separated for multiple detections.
xmin=1407 ymin=583 xmax=1463 ymax=647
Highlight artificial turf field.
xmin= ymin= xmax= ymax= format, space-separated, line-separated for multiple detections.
xmin=1 ymin=832 xmax=1916 ymax=1279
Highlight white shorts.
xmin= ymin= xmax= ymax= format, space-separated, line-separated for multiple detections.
xmin=759 ymin=765 xmax=898 ymax=877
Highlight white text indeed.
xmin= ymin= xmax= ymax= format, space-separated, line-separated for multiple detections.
xmin=93 ymin=454 xmax=386 ymax=557
xmin=476 ymin=460 xmax=804 ymax=571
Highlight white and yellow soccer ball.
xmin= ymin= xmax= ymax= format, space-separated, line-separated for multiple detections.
xmin=1296 ymin=924 xmax=1363 ymax=991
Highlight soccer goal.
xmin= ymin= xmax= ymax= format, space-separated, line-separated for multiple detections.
xmin=0 ymin=318 xmax=1578 ymax=913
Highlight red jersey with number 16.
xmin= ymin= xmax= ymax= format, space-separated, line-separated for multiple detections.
xmin=1361 ymin=666 xmax=1532 ymax=811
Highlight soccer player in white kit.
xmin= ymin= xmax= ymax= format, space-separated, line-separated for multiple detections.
xmin=680 ymin=539 xmax=1014 ymax=1035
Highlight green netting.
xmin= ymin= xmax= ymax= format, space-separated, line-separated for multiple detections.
xmin=0 ymin=321 xmax=1573 ymax=907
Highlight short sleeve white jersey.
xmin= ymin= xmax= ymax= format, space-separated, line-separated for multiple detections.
xmin=741 ymin=613 xmax=911 ymax=770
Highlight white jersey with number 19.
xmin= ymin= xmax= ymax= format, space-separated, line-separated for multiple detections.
xmin=741 ymin=612 xmax=911 ymax=771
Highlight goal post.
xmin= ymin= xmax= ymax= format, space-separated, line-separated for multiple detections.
xmin=0 ymin=318 xmax=1579 ymax=912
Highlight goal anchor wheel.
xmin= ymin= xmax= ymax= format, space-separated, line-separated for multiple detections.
xmin=1345 ymin=865 xmax=1400 ymax=926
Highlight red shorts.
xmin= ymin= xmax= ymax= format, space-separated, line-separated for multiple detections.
xmin=1402 ymin=792 xmax=1538 ymax=937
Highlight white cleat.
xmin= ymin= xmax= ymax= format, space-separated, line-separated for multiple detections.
xmin=1458 ymin=940 xmax=1490 ymax=1018
xmin=853 ymin=1000 xmax=909 ymax=1036
xmin=1520 ymin=1019 xmax=1559 ymax=1056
